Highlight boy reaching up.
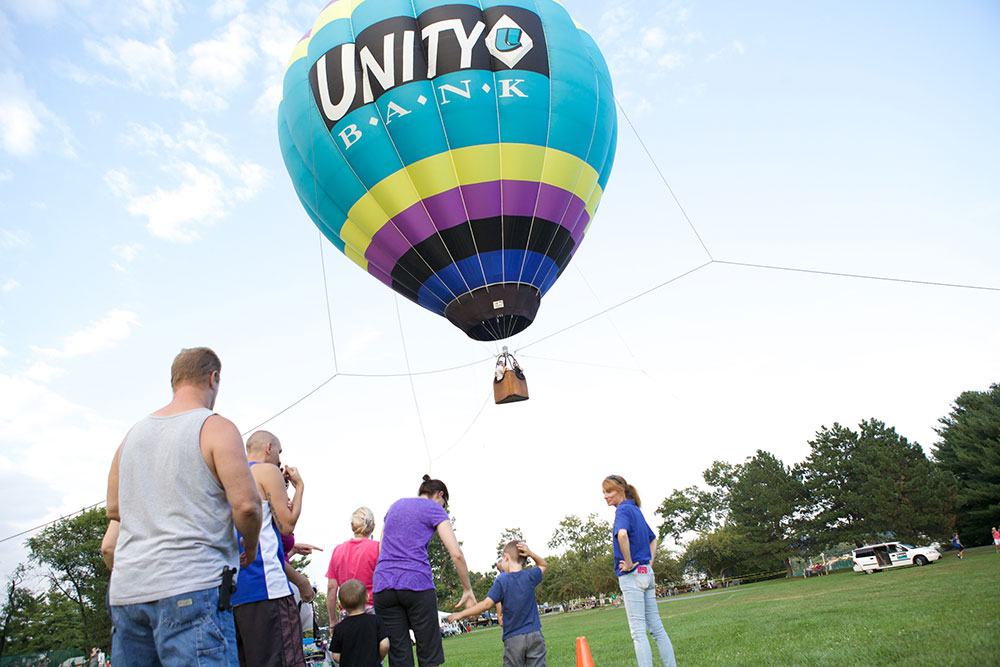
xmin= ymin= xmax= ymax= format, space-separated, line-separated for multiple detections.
xmin=330 ymin=579 xmax=389 ymax=666
xmin=449 ymin=541 xmax=548 ymax=666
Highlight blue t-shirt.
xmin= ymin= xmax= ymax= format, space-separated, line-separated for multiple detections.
xmin=612 ymin=499 xmax=655 ymax=576
xmin=951 ymin=537 xmax=962 ymax=548
xmin=487 ymin=567 xmax=543 ymax=640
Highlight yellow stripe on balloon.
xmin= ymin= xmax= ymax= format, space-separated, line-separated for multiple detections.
xmin=340 ymin=221 xmax=370 ymax=270
xmin=342 ymin=144 xmax=603 ymax=258
xmin=344 ymin=242 xmax=368 ymax=271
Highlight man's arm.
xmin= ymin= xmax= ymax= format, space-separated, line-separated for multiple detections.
xmin=254 ymin=465 xmax=303 ymax=537
xmin=106 ymin=441 xmax=123 ymax=521
xmin=436 ymin=520 xmax=476 ymax=609
xmin=446 ymin=597 xmax=495 ymax=623
xmin=284 ymin=560 xmax=315 ymax=603
xmin=202 ymin=415 xmax=262 ymax=564
xmin=326 ymin=578 xmax=340 ymax=627
xmin=101 ymin=520 xmax=119 ymax=571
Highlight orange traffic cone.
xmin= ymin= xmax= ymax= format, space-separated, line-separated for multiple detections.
xmin=576 ymin=636 xmax=595 ymax=667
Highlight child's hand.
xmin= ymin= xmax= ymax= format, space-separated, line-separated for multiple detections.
xmin=517 ymin=542 xmax=531 ymax=559
xmin=446 ymin=613 xmax=460 ymax=623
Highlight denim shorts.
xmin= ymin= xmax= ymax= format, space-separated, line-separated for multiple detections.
xmin=110 ymin=587 xmax=238 ymax=666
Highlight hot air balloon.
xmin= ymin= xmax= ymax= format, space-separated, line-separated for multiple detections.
xmin=278 ymin=0 xmax=617 ymax=341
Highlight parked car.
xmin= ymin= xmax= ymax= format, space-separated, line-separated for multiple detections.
xmin=852 ymin=541 xmax=941 ymax=572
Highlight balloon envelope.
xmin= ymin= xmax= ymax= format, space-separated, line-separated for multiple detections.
xmin=279 ymin=0 xmax=617 ymax=340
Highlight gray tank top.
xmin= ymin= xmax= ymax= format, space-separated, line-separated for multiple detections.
xmin=109 ymin=408 xmax=238 ymax=605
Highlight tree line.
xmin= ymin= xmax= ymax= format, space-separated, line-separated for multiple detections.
xmin=432 ymin=383 xmax=998 ymax=606
xmin=2 ymin=383 xmax=997 ymax=658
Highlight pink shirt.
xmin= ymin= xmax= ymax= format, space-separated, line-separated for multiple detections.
xmin=326 ymin=538 xmax=381 ymax=605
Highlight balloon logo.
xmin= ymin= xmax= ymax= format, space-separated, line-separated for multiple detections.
xmin=278 ymin=0 xmax=617 ymax=341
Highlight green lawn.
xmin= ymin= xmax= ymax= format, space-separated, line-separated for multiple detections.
xmin=439 ymin=547 xmax=1000 ymax=665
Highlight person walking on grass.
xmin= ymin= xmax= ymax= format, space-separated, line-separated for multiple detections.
xmin=603 ymin=474 xmax=676 ymax=667
xmin=951 ymin=532 xmax=965 ymax=559
xmin=448 ymin=541 xmax=548 ymax=666
xmin=992 ymin=527 xmax=999 ymax=554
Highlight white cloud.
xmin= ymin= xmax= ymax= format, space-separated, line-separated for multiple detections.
xmin=658 ymin=53 xmax=686 ymax=70
xmin=0 ymin=346 xmax=7 ymax=360
xmin=642 ymin=27 xmax=667 ymax=50
xmin=187 ymin=16 xmax=257 ymax=91
xmin=125 ymin=163 xmax=226 ymax=241
xmin=2 ymin=0 xmax=62 ymax=24
xmin=0 ymin=168 xmax=12 ymax=182
xmin=104 ymin=169 xmax=131 ymax=198
xmin=1 ymin=230 xmax=29 ymax=249
xmin=32 ymin=309 xmax=139 ymax=359
xmin=1 ymin=279 xmax=19 ymax=293
xmin=23 ymin=361 xmax=66 ymax=383
xmin=110 ymin=122 xmax=267 ymax=241
xmin=111 ymin=242 xmax=142 ymax=272
xmin=0 ymin=69 xmax=76 ymax=158
xmin=209 ymin=0 xmax=246 ymax=21
xmin=86 ymin=37 xmax=178 ymax=91
xmin=118 ymin=0 xmax=180 ymax=34
xmin=733 ymin=40 xmax=746 ymax=56
xmin=112 ymin=242 xmax=142 ymax=263
xmin=0 ymin=371 xmax=126 ymax=542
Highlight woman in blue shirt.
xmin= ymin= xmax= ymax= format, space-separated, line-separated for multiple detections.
xmin=603 ymin=474 xmax=676 ymax=667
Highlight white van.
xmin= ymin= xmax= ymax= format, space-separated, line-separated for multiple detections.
xmin=852 ymin=541 xmax=941 ymax=572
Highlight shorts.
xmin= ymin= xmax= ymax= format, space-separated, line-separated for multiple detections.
xmin=374 ymin=588 xmax=443 ymax=666
xmin=503 ymin=630 xmax=546 ymax=667
xmin=233 ymin=595 xmax=305 ymax=667
xmin=994 ymin=538 xmax=1000 ymax=546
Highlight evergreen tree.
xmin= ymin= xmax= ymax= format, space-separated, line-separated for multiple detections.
xmin=799 ymin=419 xmax=956 ymax=548
xmin=727 ymin=451 xmax=806 ymax=577
xmin=933 ymin=382 xmax=1000 ymax=545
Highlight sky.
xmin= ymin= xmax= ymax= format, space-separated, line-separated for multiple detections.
xmin=1 ymin=0 xmax=998 ymax=593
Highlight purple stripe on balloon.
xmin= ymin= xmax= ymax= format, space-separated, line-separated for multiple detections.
xmin=366 ymin=181 xmax=590 ymax=268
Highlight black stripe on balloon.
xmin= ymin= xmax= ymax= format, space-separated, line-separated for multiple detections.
xmin=390 ymin=216 xmax=575 ymax=297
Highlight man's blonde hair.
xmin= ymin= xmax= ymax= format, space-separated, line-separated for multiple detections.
xmin=170 ymin=347 xmax=221 ymax=390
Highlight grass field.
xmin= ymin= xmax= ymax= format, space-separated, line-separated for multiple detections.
xmin=438 ymin=547 xmax=1000 ymax=665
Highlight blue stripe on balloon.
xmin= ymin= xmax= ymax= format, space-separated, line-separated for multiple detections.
xmin=416 ymin=250 xmax=559 ymax=311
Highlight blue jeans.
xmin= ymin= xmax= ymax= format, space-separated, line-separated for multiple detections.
xmin=110 ymin=587 xmax=239 ymax=666
xmin=618 ymin=568 xmax=675 ymax=667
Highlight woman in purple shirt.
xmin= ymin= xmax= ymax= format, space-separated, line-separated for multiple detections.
xmin=604 ymin=474 xmax=675 ymax=667
xmin=373 ymin=475 xmax=476 ymax=666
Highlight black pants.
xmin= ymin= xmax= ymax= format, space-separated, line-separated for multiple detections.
xmin=373 ymin=588 xmax=443 ymax=667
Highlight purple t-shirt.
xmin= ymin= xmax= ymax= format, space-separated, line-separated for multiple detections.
xmin=373 ymin=497 xmax=449 ymax=592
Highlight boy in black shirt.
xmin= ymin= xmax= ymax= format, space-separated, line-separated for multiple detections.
xmin=331 ymin=579 xmax=389 ymax=666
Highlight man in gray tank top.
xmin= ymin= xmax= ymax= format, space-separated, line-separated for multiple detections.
xmin=105 ymin=347 xmax=263 ymax=666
